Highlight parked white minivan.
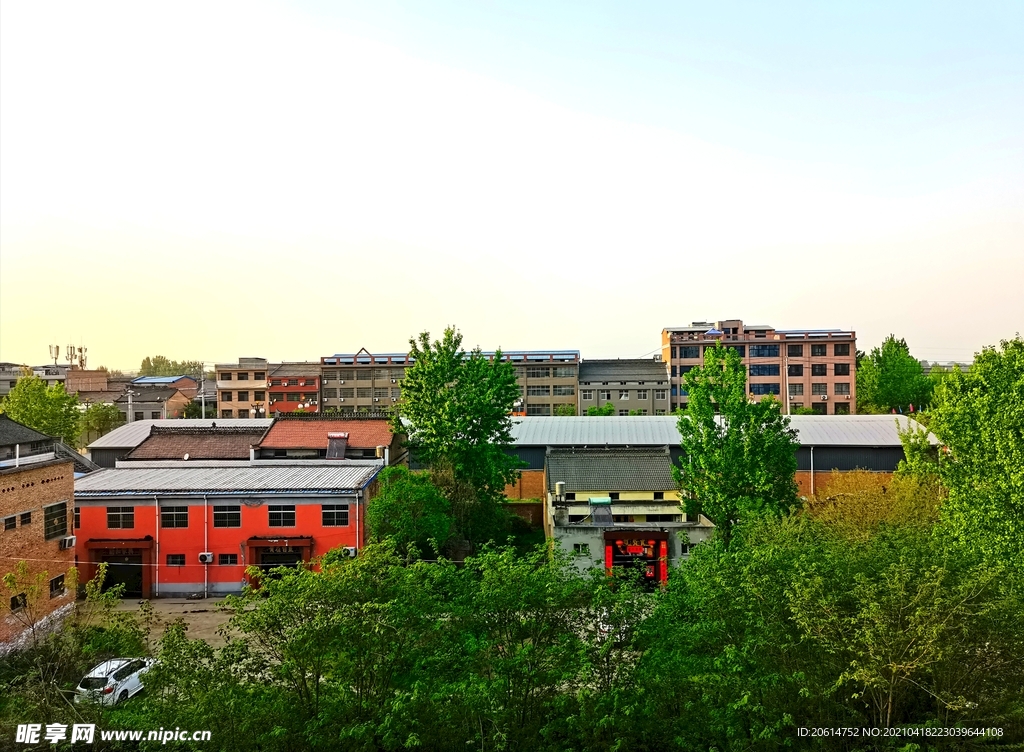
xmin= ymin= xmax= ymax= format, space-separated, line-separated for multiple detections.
xmin=74 ymin=658 xmax=155 ymax=706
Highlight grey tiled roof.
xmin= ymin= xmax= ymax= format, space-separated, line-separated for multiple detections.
xmin=579 ymin=359 xmax=669 ymax=383
xmin=0 ymin=414 xmax=52 ymax=445
xmin=546 ymin=448 xmax=676 ymax=492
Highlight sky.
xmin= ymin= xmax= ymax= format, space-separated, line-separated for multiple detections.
xmin=1 ymin=0 xmax=1021 ymax=370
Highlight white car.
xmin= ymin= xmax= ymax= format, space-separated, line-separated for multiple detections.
xmin=74 ymin=658 xmax=155 ymax=706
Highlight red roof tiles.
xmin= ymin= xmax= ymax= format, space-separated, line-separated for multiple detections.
xmin=258 ymin=420 xmax=393 ymax=450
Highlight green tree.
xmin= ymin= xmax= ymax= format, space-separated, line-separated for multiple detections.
xmin=930 ymin=336 xmax=1024 ymax=569
xmin=0 ymin=374 xmax=81 ymax=445
xmin=673 ymin=342 xmax=799 ymax=549
xmin=183 ymin=400 xmax=217 ymax=418
xmin=78 ymin=401 xmax=125 ymax=445
xmin=553 ymin=403 xmax=576 ymax=416
xmin=856 ymin=335 xmax=932 ymax=413
xmin=394 ymin=328 xmax=521 ymax=547
xmin=366 ymin=466 xmax=453 ymax=556
xmin=585 ymin=402 xmax=616 ymax=416
xmin=139 ymin=356 xmax=204 ymax=379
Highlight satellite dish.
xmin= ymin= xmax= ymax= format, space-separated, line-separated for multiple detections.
xmin=183 ymin=453 xmax=190 ymax=461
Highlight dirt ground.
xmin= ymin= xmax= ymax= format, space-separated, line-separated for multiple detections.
xmin=108 ymin=598 xmax=237 ymax=647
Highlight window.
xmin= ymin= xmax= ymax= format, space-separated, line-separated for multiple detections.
xmin=834 ymin=344 xmax=851 ymax=357
xmin=356 ymin=370 xmax=371 ymax=380
xmin=526 ymin=404 xmax=551 ymax=416
xmin=166 ymin=554 xmax=185 ymax=567
xmin=788 ymin=364 xmax=803 ymax=377
xmin=134 ymin=412 xmax=144 ymax=421
xmin=581 ymin=389 xmax=594 ymax=400
xmin=391 ymin=388 xmax=401 ymax=398
xmin=834 ymin=402 xmax=850 ymax=414
xmin=253 ymin=372 xmax=265 ymax=380
xmin=221 ymin=391 xmax=232 ymax=401
xmin=10 ymin=593 xmax=26 ymax=611
xmin=323 ymin=388 xmax=338 ymax=398
xmin=254 ymin=391 xmax=266 ymax=400
xmin=726 ymin=345 xmax=746 ymax=357
xmin=219 ymin=372 xmax=232 ymax=381
xmin=619 ymin=390 xmax=629 ymax=400
xmin=749 ymin=344 xmax=780 ymax=358
xmin=237 ymin=391 xmax=249 ymax=402
xmin=238 ymin=409 xmax=250 ymax=419
xmin=749 ymin=364 xmax=780 ymax=377
xmin=679 ymin=346 xmax=700 ymax=359
xmin=553 ymin=366 xmax=576 ymax=378
xmin=553 ymin=385 xmax=575 ymax=396
xmin=655 ymin=409 xmax=666 ymax=415
xmin=322 ymin=504 xmax=350 ymax=526
xmin=151 ymin=411 xmax=161 ymax=420
xmin=599 ymin=390 xmax=612 ymax=400
xmin=811 ymin=364 xmax=827 ymax=376
xmin=74 ymin=506 xmax=80 ymax=529
xmin=618 ymin=410 xmax=629 ymax=416
xmin=106 ymin=506 xmax=134 ymax=530
xmin=237 ymin=372 xmax=249 ymax=381
xmin=213 ymin=505 xmax=241 ymax=528
xmin=268 ymin=505 xmax=296 ymax=527
xmin=812 ymin=403 xmax=827 ymax=414
xmin=356 ymin=387 xmax=372 ymax=398
xmin=609 ymin=492 xmax=620 ymax=500
xmin=526 ymin=385 xmax=550 ymax=397
xmin=44 ymin=502 xmax=68 ymax=539
xmin=637 ymin=409 xmax=649 ymax=415
xmin=218 ymin=554 xmax=238 ymax=566
xmin=654 ymin=491 xmax=664 ymax=500
xmin=565 ymin=492 xmax=576 ymax=501
xmin=655 ymin=389 xmax=667 ymax=400
xmin=811 ymin=344 xmax=827 ymax=357
xmin=373 ymin=388 xmax=388 ymax=398
xmin=789 ymin=383 xmax=804 ymax=396
xmin=3 ymin=516 xmax=14 ymax=531
xmin=791 ymin=402 xmax=803 ymax=409
xmin=525 ymin=366 xmax=550 ymax=378
xmin=161 ymin=506 xmax=188 ymax=528
xmin=340 ymin=388 xmax=354 ymax=398
xmin=637 ymin=389 xmax=648 ymax=400
xmin=835 ymin=382 xmax=851 ymax=395
xmin=834 ymin=363 xmax=850 ymax=376
xmin=572 ymin=543 xmax=590 ymax=556
xmin=787 ymin=344 xmax=803 ymax=357
xmin=750 ymin=383 xmax=781 ymax=395
xmin=812 ymin=383 xmax=828 ymax=395
xmin=221 ymin=409 xmax=234 ymax=418
xmin=49 ymin=575 xmax=65 ymax=598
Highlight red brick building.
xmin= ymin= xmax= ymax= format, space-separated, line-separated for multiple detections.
xmin=268 ymin=363 xmax=321 ymax=415
xmin=73 ymin=462 xmax=382 ymax=598
xmin=0 ymin=416 xmax=76 ymax=653
xmin=255 ymin=416 xmax=404 ymax=464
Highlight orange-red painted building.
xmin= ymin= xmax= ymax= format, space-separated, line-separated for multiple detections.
xmin=73 ymin=462 xmax=381 ymax=598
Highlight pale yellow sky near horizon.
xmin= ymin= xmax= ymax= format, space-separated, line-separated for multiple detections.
xmin=1 ymin=1 xmax=1021 ymax=371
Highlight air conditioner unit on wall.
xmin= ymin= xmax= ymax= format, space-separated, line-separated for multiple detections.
xmin=339 ymin=398 xmax=345 ymax=402
xmin=340 ymin=546 xmax=357 ymax=558
xmin=59 ymin=536 xmax=76 ymax=550
xmin=821 ymin=395 xmax=828 ymax=401
xmin=198 ymin=552 xmax=214 ymax=564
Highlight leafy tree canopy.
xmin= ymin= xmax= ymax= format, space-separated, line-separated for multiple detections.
xmin=585 ymin=402 xmax=616 ymax=416
xmin=366 ymin=466 xmax=453 ymax=557
xmin=139 ymin=356 xmax=205 ymax=379
xmin=553 ymin=404 xmax=576 ymax=416
xmin=856 ymin=334 xmax=932 ymax=413
xmin=78 ymin=401 xmax=124 ymax=446
xmin=673 ymin=342 xmax=799 ymax=548
xmin=931 ymin=336 xmax=1024 ymax=568
xmin=0 ymin=374 xmax=81 ymax=445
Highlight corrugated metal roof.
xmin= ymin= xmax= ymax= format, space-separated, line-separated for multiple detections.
xmin=131 ymin=376 xmax=196 ymax=384
xmin=75 ymin=462 xmax=381 ymax=495
xmin=88 ymin=420 xmax=274 ymax=449
xmin=547 ymin=448 xmax=676 ymax=491
xmin=511 ymin=415 xmax=935 ymax=448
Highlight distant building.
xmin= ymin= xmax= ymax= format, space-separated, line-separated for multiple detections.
xmin=662 ymin=319 xmax=857 ymax=414
xmin=577 ymin=359 xmax=670 ymax=416
xmin=319 ymin=348 xmax=580 ymax=416
xmin=0 ymin=416 xmax=76 ymax=654
xmin=86 ymin=419 xmax=275 ymax=468
xmin=215 ymin=358 xmax=270 ymax=420
xmin=255 ymin=415 xmax=405 ymax=464
xmin=0 ymin=363 xmax=25 ymax=400
xmin=120 ymin=425 xmax=268 ymax=463
xmin=130 ymin=376 xmax=198 ymax=399
xmin=268 ymin=363 xmax=321 ymax=414
xmin=114 ymin=388 xmax=190 ymax=422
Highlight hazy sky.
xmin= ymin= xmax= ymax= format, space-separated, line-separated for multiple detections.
xmin=1 ymin=1 xmax=1021 ymax=370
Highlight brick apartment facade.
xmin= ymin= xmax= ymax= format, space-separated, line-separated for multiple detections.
xmin=0 ymin=416 xmax=76 ymax=653
xmin=268 ymin=363 xmax=321 ymax=415
xmin=662 ymin=319 xmax=857 ymax=414
xmin=216 ymin=358 xmax=270 ymax=420
xmin=320 ymin=349 xmax=580 ymax=416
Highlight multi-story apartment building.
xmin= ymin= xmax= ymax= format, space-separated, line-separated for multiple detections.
xmin=216 ymin=358 xmax=270 ymax=420
xmin=268 ymin=363 xmax=321 ymax=415
xmin=578 ymin=359 xmax=670 ymax=416
xmin=319 ymin=349 xmax=580 ymax=416
xmin=1 ymin=416 xmax=76 ymax=653
xmin=662 ymin=320 xmax=857 ymax=414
